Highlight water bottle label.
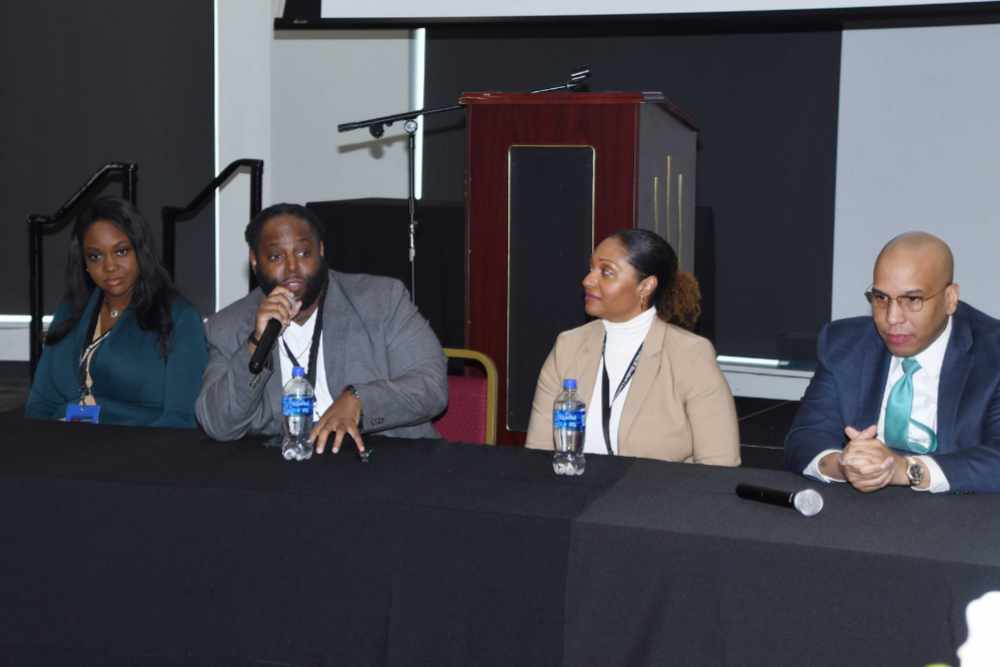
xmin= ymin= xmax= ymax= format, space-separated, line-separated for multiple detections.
xmin=553 ymin=408 xmax=585 ymax=430
xmin=282 ymin=395 xmax=314 ymax=417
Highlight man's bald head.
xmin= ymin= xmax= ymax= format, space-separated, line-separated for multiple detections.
xmin=874 ymin=231 xmax=954 ymax=284
xmin=870 ymin=231 xmax=959 ymax=358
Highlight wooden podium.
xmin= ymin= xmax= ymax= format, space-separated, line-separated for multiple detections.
xmin=462 ymin=91 xmax=698 ymax=445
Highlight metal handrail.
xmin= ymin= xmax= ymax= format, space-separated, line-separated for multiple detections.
xmin=161 ymin=158 xmax=263 ymax=280
xmin=27 ymin=162 xmax=138 ymax=378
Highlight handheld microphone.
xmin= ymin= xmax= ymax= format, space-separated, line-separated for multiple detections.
xmin=248 ymin=319 xmax=282 ymax=374
xmin=735 ymin=483 xmax=824 ymax=517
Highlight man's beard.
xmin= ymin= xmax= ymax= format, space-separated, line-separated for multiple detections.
xmin=255 ymin=260 xmax=328 ymax=311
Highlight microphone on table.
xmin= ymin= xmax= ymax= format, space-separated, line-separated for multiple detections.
xmin=735 ymin=483 xmax=824 ymax=517
xmin=249 ymin=319 xmax=282 ymax=374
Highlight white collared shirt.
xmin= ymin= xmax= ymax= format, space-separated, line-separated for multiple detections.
xmin=804 ymin=317 xmax=953 ymax=493
xmin=277 ymin=309 xmax=335 ymax=419
xmin=584 ymin=307 xmax=656 ymax=455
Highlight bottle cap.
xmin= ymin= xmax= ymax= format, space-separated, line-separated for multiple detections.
xmin=562 ymin=378 xmax=577 ymax=390
xmin=292 ymin=366 xmax=305 ymax=378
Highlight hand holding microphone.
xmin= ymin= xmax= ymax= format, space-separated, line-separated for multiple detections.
xmin=248 ymin=286 xmax=301 ymax=374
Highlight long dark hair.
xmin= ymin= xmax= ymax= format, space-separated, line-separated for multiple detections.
xmin=45 ymin=197 xmax=178 ymax=357
xmin=612 ymin=228 xmax=702 ymax=330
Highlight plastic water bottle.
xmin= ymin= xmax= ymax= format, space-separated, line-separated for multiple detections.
xmin=553 ymin=378 xmax=586 ymax=476
xmin=281 ymin=366 xmax=315 ymax=461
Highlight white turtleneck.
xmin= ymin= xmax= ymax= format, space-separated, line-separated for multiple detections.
xmin=584 ymin=307 xmax=657 ymax=455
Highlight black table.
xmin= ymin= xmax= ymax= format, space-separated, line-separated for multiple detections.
xmin=1 ymin=414 xmax=998 ymax=666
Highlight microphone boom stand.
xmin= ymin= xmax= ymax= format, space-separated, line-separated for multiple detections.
xmin=337 ymin=67 xmax=591 ymax=303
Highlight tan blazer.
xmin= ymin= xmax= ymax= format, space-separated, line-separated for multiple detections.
xmin=525 ymin=316 xmax=740 ymax=465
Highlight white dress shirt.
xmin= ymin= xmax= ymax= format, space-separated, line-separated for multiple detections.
xmin=584 ymin=307 xmax=656 ymax=455
xmin=277 ymin=309 xmax=335 ymax=419
xmin=804 ymin=317 xmax=952 ymax=493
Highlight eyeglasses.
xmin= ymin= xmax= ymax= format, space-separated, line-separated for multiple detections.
xmin=864 ymin=285 xmax=950 ymax=313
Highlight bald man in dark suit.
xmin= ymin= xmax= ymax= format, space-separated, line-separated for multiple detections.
xmin=786 ymin=232 xmax=1000 ymax=494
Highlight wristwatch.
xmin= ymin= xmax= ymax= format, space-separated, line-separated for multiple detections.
xmin=906 ymin=456 xmax=924 ymax=487
xmin=343 ymin=384 xmax=364 ymax=429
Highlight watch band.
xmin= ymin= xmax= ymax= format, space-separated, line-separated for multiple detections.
xmin=344 ymin=385 xmax=364 ymax=430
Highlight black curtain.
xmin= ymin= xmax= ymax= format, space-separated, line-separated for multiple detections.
xmin=1 ymin=2 xmax=215 ymax=318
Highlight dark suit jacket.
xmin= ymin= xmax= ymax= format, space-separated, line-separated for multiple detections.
xmin=196 ymin=270 xmax=447 ymax=441
xmin=785 ymin=301 xmax=1000 ymax=493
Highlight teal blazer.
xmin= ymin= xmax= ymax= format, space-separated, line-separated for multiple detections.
xmin=25 ymin=290 xmax=208 ymax=428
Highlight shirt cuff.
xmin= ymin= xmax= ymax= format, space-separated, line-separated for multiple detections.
xmin=913 ymin=455 xmax=950 ymax=493
xmin=803 ymin=449 xmax=846 ymax=483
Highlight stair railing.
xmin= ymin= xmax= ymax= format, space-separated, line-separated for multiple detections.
xmin=161 ymin=158 xmax=263 ymax=289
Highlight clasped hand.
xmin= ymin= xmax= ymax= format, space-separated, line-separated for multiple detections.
xmin=838 ymin=425 xmax=907 ymax=492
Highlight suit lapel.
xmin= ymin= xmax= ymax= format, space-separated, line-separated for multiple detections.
xmin=858 ymin=335 xmax=891 ymax=430
xmin=937 ymin=309 xmax=973 ymax=454
xmin=618 ymin=317 xmax=665 ymax=447
xmin=574 ymin=323 xmax=603 ymax=412
xmin=321 ymin=272 xmax=349 ymax=397
xmin=266 ymin=350 xmax=283 ymax=418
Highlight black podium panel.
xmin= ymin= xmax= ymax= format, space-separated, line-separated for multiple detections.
xmin=306 ymin=198 xmax=465 ymax=348
xmin=507 ymin=147 xmax=594 ymax=432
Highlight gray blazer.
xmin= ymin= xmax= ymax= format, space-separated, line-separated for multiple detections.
xmin=196 ymin=270 xmax=447 ymax=441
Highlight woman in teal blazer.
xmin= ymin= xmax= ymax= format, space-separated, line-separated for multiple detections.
xmin=25 ymin=198 xmax=207 ymax=428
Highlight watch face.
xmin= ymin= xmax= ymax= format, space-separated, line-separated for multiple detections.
xmin=908 ymin=461 xmax=924 ymax=485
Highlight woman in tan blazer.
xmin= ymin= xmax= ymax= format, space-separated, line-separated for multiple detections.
xmin=526 ymin=229 xmax=740 ymax=465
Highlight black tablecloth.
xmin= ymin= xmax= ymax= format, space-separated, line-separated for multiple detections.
xmin=1 ymin=414 xmax=999 ymax=666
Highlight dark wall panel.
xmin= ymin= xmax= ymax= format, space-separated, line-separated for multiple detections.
xmin=423 ymin=25 xmax=841 ymax=360
xmin=306 ymin=198 xmax=466 ymax=349
xmin=1 ymin=1 xmax=215 ymax=317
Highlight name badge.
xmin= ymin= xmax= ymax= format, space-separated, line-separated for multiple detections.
xmin=65 ymin=403 xmax=101 ymax=424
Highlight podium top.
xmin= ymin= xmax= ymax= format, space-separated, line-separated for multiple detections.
xmin=459 ymin=91 xmax=697 ymax=130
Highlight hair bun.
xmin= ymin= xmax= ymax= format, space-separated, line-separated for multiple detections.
xmin=669 ymin=271 xmax=702 ymax=331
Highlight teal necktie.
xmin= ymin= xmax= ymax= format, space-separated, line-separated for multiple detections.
xmin=883 ymin=357 xmax=937 ymax=454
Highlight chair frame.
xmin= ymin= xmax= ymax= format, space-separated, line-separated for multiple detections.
xmin=443 ymin=347 xmax=499 ymax=445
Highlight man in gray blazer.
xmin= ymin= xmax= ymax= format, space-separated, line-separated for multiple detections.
xmin=196 ymin=203 xmax=447 ymax=454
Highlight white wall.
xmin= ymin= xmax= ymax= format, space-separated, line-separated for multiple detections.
xmin=270 ymin=31 xmax=412 ymax=205
xmin=833 ymin=23 xmax=1000 ymax=321
xmin=215 ymin=0 xmax=278 ymax=311
xmin=214 ymin=2 xmax=412 ymax=312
